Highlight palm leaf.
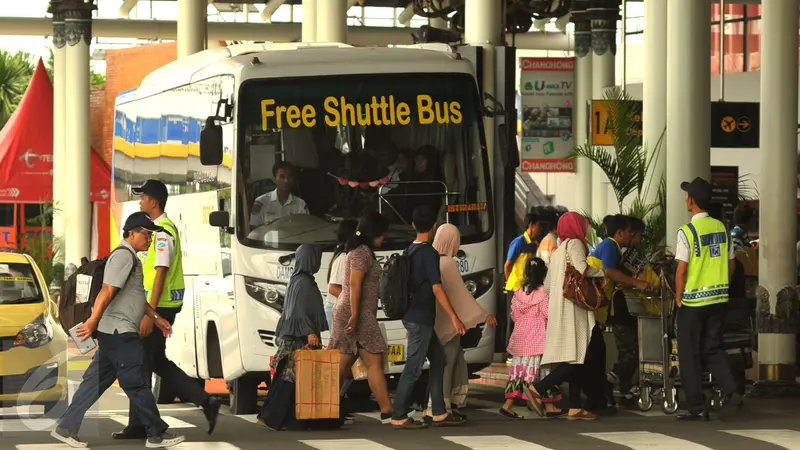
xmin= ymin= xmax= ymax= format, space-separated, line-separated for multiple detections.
xmin=0 ymin=49 xmax=34 ymax=129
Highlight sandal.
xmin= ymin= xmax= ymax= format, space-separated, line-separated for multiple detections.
xmin=499 ymin=408 xmax=523 ymax=420
xmin=523 ymin=386 xmax=545 ymax=417
xmin=546 ymin=410 xmax=567 ymax=418
xmin=393 ymin=417 xmax=428 ymax=430
xmin=567 ymin=410 xmax=597 ymax=421
xmin=432 ymin=413 xmax=466 ymax=427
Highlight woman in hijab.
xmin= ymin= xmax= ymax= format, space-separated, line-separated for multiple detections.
xmin=422 ymin=224 xmax=497 ymax=421
xmin=522 ymin=212 xmax=605 ymax=421
xmin=256 ymin=245 xmax=342 ymax=431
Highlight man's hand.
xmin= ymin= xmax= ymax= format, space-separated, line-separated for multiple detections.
xmin=675 ymin=295 xmax=683 ymax=308
xmin=451 ymin=315 xmax=467 ymax=335
xmin=76 ymin=318 xmax=98 ymax=340
xmin=485 ymin=314 xmax=498 ymax=327
xmin=139 ymin=316 xmax=154 ymax=337
xmin=154 ymin=316 xmax=173 ymax=338
xmin=308 ymin=333 xmax=320 ymax=347
xmin=634 ymin=280 xmax=652 ymax=292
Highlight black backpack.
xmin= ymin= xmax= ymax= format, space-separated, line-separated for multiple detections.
xmin=58 ymin=246 xmax=137 ymax=335
xmin=379 ymin=243 xmax=426 ymax=320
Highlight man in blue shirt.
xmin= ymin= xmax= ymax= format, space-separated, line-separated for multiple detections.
xmin=391 ymin=206 xmax=465 ymax=430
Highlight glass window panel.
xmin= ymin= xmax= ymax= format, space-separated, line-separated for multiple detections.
xmin=724 ymin=21 xmax=744 ymax=73
xmin=746 ymin=4 xmax=761 ymax=18
xmin=711 ymin=24 xmax=721 ymax=75
xmin=364 ymin=6 xmax=395 ymax=19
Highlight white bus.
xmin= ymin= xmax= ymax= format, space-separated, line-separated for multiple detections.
xmin=111 ymin=43 xmax=509 ymax=414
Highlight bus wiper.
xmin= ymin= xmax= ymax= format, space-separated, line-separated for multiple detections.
xmin=2 ymin=296 xmax=43 ymax=305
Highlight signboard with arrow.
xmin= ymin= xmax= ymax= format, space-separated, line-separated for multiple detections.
xmin=710 ymin=102 xmax=759 ymax=148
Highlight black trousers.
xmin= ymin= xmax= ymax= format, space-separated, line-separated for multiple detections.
xmin=127 ymin=306 xmax=209 ymax=431
xmin=676 ymin=303 xmax=737 ymax=415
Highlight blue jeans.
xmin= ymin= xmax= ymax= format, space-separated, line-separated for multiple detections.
xmin=324 ymin=302 xmax=335 ymax=331
xmin=391 ymin=321 xmax=446 ymax=420
xmin=58 ymin=331 xmax=168 ymax=437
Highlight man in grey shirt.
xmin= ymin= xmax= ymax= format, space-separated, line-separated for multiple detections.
xmin=52 ymin=212 xmax=186 ymax=449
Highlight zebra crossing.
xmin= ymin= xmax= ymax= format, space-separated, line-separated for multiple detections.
xmin=3 ymin=409 xmax=800 ymax=450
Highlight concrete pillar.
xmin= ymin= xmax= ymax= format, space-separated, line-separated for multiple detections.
xmin=302 ymin=0 xmax=317 ymax=42
xmin=178 ymin=0 xmax=206 ymax=58
xmin=642 ymin=0 xmax=667 ymax=207
xmin=589 ymin=0 xmax=618 ymax=218
xmin=49 ymin=1 xmax=67 ymax=264
xmin=753 ymin=0 xmax=800 ymax=396
xmin=572 ymin=1 xmax=593 ymax=215
xmin=316 ymin=0 xmax=347 ymax=43
xmin=63 ymin=0 xmax=96 ymax=268
xmin=665 ymin=0 xmax=711 ymax=250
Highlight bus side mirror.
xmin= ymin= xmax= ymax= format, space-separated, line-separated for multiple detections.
xmin=497 ymin=123 xmax=519 ymax=169
xmin=209 ymin=210 xmax=230 ymax=229
xmin=200 ymin=117 xmax=223 ymax=166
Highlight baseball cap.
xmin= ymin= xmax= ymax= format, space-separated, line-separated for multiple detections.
xmin=680 ymin=177 xmax=713 ymax=204
xmin=132 ymin=179 xmax=168 ymax=203
xmin=123 ymin=211 xmax=164 ymax=233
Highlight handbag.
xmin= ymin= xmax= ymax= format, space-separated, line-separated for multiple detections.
xmin=562 ymin=240 xmax=609 ymax=311
xmin=460 ymin=323 xmax=484 ymax=349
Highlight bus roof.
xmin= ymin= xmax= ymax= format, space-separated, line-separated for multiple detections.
xmin=122 ymin=43 xmax=471 ymax=101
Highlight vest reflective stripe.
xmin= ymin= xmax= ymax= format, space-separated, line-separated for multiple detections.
xmin=142 ymin=217 xmax=185 ymax=308
xmin=679 ymin=217 xmax=729 ymax=307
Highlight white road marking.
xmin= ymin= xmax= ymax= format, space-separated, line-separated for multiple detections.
xmin=722 ymin=429 xmax=800 ymax=449
xmin=16 ymin=445 xmax=81 ymax=450
xmin=235 ymin=414 xmax=259 ymax=423
xmin=109 ymin=414 xmax=196 ymax=428
xmin=300 ymin=439 xmax=393 ymax=450
xmin=0 ymin=418 xmax=56 ymax=432
xmin=173 ymin=443 xmax=241 ymax=450
xmin=582 ymin=431 xmax=713 ymax=449
xmin=443 ymin=435 xmax=554 ymax=449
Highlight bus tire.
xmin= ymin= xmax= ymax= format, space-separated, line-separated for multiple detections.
xmin=229 ymin=375 xmax=258 ymax=415
xmin=152 ymin=373 xmax=178 ymax=404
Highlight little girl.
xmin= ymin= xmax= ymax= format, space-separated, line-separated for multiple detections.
xmin=500 ymin=257 xmax=562 ymax=419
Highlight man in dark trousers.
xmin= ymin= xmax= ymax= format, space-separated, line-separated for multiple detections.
xmin=52 ymin=212 xmax=185 ymax=448
xmin=674 ymin=177 xmax=743 ymax=421
xmin=112 ymin=180 xmax=220 ymax=440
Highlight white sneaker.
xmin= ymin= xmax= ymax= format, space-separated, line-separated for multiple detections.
xmin=51 ymin=427 xmax=88 ymax=448
xmin=146 ymin=432 xmax=186 ymax=448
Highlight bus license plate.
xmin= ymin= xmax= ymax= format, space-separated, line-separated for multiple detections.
xmin=387 ymin=344 xmax=404 ymax=362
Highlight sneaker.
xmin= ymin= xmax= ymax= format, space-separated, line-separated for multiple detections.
xmin=344 ymin=414 xmax=356 ymax=425
xmin=202 ymin=397 xmax=221 ymax=435
xmin=146 ymin=432 xmax=186 ymax=448
xmin=50 ymin=427 xmax=88 ymax=448
xmin=606 ymin=371 xmax=620 ymax=386
xmin=111 ymin=428 xmax=147 ymax=440
xmin=380 ymin=412 xmax=392 ymax=425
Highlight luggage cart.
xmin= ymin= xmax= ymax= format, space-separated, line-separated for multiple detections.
xmin=623 ymin=271 xmax=754 ymax=415
xmin=622 ymin=271 xmax=680 ymax=415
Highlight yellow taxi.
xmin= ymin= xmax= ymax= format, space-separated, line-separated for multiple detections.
xmin=0 ymin=253 xmax=68 ymax=415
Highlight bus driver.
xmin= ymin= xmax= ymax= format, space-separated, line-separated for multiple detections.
xmin=249 ymin=161 xmax=309 ymax=227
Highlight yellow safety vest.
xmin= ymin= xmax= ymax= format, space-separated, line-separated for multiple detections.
xmin=142 ymin=217 xmax=186 ymax=309
xmin=679 ymin=216 xmax=729 ymax=307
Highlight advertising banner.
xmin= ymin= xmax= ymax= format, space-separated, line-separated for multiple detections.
xmin=518 ymin=57 xmax=575 ymax=173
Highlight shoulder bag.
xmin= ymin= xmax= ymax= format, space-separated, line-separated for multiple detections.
xmin=562 ymin=239 xmax=609 ymax=311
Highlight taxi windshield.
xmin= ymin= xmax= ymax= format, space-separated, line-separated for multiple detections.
xmin=0 ymin=263 xmax=44 ymax=304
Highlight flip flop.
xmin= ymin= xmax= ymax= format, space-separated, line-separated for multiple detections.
xmin=499 ymin=408 xmax=524 ymax=420
xmin=567 ymin=409 xmax=597 ymax=421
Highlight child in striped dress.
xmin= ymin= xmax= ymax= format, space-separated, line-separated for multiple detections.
xmin=500 ymin=257 xmax=563 ymax=419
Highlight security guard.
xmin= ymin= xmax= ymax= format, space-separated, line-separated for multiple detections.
xmin=674 ymin=177 xmax=742 ymax=421
xmin=112 ymin=180 xmax=221 ymax=441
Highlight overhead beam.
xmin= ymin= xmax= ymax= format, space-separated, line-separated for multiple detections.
xmin=0 ymin=17 xmax=572 ymax=50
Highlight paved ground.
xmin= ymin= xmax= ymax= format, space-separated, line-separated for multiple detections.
xmin=3 ymin=352 xmax=800 ymax=449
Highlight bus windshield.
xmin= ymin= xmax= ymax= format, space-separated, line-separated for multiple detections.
xmin=236 ymin=73 xmax=492 ymax=251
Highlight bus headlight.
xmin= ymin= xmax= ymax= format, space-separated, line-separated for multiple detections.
xmin=13 ymin=314 xmax=52 ymax=350
xmin=462 ymin=269 xmax=493 ymax=299
xmin=244 ymin=276 xmax=286 ymax=312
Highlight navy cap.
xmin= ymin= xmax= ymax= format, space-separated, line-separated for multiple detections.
xmin=123 ymin=211 xmax=164 ymax=233
xmin=132 ymin=179 xmax=168 ymax=203
xmin=680 ymin=177 xmax=713 ymax=204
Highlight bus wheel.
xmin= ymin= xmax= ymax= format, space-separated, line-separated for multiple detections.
xmin=152 ymin=373 xmax=177 ymax=404
xmin=229 ymin=375 xmax=258 ymax=415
